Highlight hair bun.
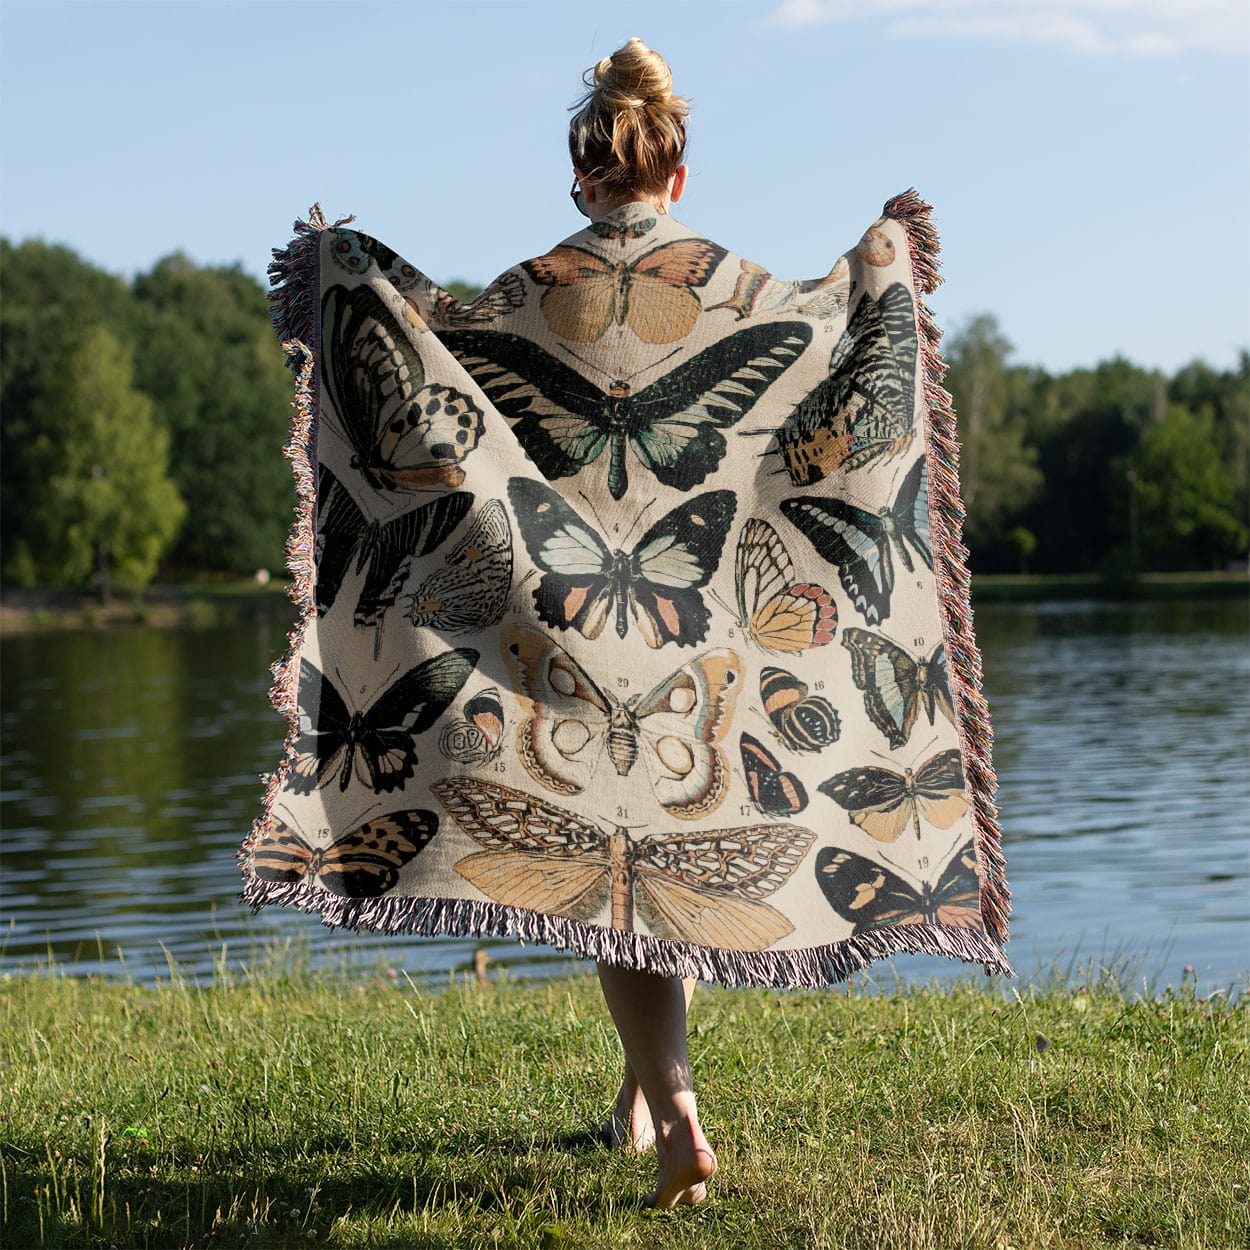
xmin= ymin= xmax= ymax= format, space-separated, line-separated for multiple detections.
xmin=594 ymin=36 xmax=673 ymax=110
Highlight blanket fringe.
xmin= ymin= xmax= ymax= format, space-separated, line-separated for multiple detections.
xmin=883 ymin=189 xmax=1010 ymax=946
xmin=241 ymin=875 xmax=1014 ymax=989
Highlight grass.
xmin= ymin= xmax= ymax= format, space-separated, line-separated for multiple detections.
xmin=1 ymin=962 xmax=1246 ymax=1250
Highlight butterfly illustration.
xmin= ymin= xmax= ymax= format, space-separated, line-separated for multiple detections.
xmin=590 ymin=218 xmax=657 ymax=246
xmin=402 ymin=499 xmax=513 ymax=634
xmin=818 ymin=748 xmax=967 ymax=843
xmin=759 ymin=666 xmax=840 ymax=752
xmin=251 ymin=807 xmax=438 ymax=897
xmin=442 ymin=322 xmax=811 ymax=500
xmin=438 ymin=686 xmax=506 ymax=765
xmin=708 ymin=259 xmax=798 ymax=321
xmin=780 ymin=454 xmax=932 ymax=626
xmin=321 ymin=284 xmax=485 ymax=491
xmin=314 ymin=466 xmax=473 ymax=638
xmin=739 ymin=733 xmax=808 ymax=817
xmin=502 ymin=624 xmax=741 ymax=819
xmin=434 ymin=777 xmax=815 ymax=950
xmin=842 ymin=628 xmax=953 ymax=749
xmin=287 ymin=650 xmax=478 ymax=795
xmin=816 ymin=840 xmax=981 ymax=933
xmin=433 ymin=272 xmax=526 ymax=326
xmin=521 ymin=237 xmax=727 ymax=343
xmin=732 ymin=517 xmax=837 ymax=653
xmin=507 ymin=477 xmax=735 ymax=648
xmin=775 ymin=282 xmax=918 ymax=486
xmin=327 ymin=228 xmax=421 ymax=291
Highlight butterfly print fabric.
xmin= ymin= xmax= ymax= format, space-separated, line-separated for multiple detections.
xmin=242 ymin=193 xmax=1010 ymax=987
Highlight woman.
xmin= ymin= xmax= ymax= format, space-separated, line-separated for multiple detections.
xmin=245 ymin=36 xmax=1009 ymax=1215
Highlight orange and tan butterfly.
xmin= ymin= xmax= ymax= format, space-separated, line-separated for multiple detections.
xmin=521 ymin=237 xmax=727 ymax=344
xmin=818 ymin=749 xmax=967 ymax=842
xmin=432 ymin=777 xmax=814 ymax=951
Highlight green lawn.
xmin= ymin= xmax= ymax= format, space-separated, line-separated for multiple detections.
xmin=1 ymin=965 xmax=1246 ymax=1249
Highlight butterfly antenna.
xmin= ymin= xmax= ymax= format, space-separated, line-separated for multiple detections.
xmin=576 ymin=489 xmax=612 ymax=536
xmin=620 ymin=498 xmax=657 ymax=547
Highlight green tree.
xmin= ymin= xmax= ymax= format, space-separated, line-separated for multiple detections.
xmin=1129 ymin=405 xmax=1246 ymax=570
xmin=25 ymin=327 xmax=185 ymax=597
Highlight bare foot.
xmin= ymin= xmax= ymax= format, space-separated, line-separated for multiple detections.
xmin=644 ymin=1118 xmax=717 ymax=1210
xmin=602 ymin=1078 xmax=655 ymax=1151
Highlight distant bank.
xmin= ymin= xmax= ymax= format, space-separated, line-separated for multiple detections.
xmin=0 ymin=571 xmax=1246 ymax=634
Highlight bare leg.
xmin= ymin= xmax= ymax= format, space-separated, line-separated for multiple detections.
xmin=602 ymin=978 xmax=696 ymax=1152
xmin=596 ymin=964 xmax=717 ymax=1208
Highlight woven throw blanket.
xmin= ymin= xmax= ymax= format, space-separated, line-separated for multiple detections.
xmin=239 ymin=191 xmax=1011 ymax=987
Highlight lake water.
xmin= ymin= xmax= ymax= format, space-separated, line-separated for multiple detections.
xmin=2 ymin=597 xmax=1247 ymax=993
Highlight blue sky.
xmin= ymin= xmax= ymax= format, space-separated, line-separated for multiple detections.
xmin=2 ymin=0 xmax=1246 ymax=374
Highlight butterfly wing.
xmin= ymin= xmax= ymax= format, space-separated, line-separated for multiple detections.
xmin=250 ymin=816 xmax=314 ymax=884
xmin=314 ymin=466 xmax=366 ymax=617
xmin=352 ymin=648 xmax=478 ymax=793
xmin=759 ymin=666 xmax=841 ymax=752
xmin=780 ymin=496 xmax=893 ymax=625
xmin=739 ymin=732 xmax=808 ymax=817
xmin=735 ymin=518 xmax=836 ymax=652
xmin=889 ymin=455 xmax=933 ymax=574
xmin=627 ymin=490 xmax=737 ymax=648
xmin=507 ymin=478 xmax=615 ymax=639
xmin=501 ymin=624 xmax=612 ymax=795
xmin=441 ymin=330 xmax=608 ymax=482
xmin=623 ymin=239 xmax=728 ymax=343
xmin=433 ymin=776 xmax=611 ymax=922
xmin=632 ymin=649 xmax=742 ymax=818
xmin=817 ymin=764 xmax=911 ymax=842
xmin=913 ymin=749 xmax=968 ymax=830
xmin=287 ymin=660 xmax=352 ymax=794
xmin=625 ymin=323 xmax=812 ymax=493
xmin=434 ymin=271 xmax=527 ymax=326
xmin=929 ymin=841 xmax=983 ymax=928
xmin=322 ymin=285 xmax=484 ymax=491
xmin=631 ymin=821 xmax=814 ymax=947
xmin=816 ymin=848 xmax=929 ymax=931
xmin=522 ymin=245 xmax=619 ymax=342
xmin=841 ymin=627 xmax=921 ymax=749
xmin=923 ymin=645 xmax=956 ymax=728
xmin=317 ymin=808 xmax=439 ymax=896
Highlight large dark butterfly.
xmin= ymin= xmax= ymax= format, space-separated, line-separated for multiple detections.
xmin=321 ymin=284 xmax=485 ymax=491
xmin=739 ymin=733 xmax=808 ymax=817
xmin=780 ymin=454 xmax=932 ymax=625
xmin=818 ymin=748 xmax=966 ymax=843
xmin=441 ymin=323 xmax=811 ymax=500
xmin=288 ymin=650 xmax=477 ymax=795
xmin=315 ymin=466 xmax=473 ymax=639
xmin=842 ymin=628 xmax=953 ymax=749
xmin=521 ymin=237 xmax=727 ymax=343
xmin=434 ymin=777 xmax=814 ymax=950
xmin=251 ymin=808 xmax=438 ymax=896
xmin=507 ymin=477 xmax=735 ymax=648
xmin=776 ymin=282 xmax=917 ymax=486
xmin=502 ymin=624 xmax=740 ymax=820
xmin=816 ymin=840 xmax=982 ymax=933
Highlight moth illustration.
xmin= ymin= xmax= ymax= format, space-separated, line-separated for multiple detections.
xmin=590 ymin=218 xmax=657 ymax=246
xmin=818 ymin=748 xmax=967 ymax=843
xmin=434 ymin=777 xmax=815 ymax=951
xmin=438 ymin=686 xmax=506 ymax=765
xmin=314 ymin=466 xmax=473 ymax=640
xmin=287 ymin=650 xmax=478 ymax=795
xmin=250 ymin=807 xmax=438 ymax=897
xmin=502 ymin=624 xmax=741 ymax=820
xmin=321 ymin=283 xmax=485 ymax=491
xmin=442 ymin=322 xmax=811 ymax=500
xmin=327 ymin=228 xmax=421 ymax=291
xmin=759 ymin=665 xmax=840 ymax=752
xmin=792 ymin=256 xmax=854 ymax=321
xmin=433 ymin=272 xmax=526 ymax=326
xmin=775 ymin=282 xmax=917 ymax=486
xmin=817 ymin=840 xmax=981 ymax=933
xmin=732 ymin=517 xmax=837 ymax=653
xmin=780 ymin=454 xmax=932 ymax=626
xmin=402 ymin=499 xmax=513 ymax=635
xmin=507 ymin=477 xmax=735 ymax=649
xmin=842 ymin=628 xmax=953 ymax=749
xmin=521 ymin=237 xmax=727 ymax=343
xmin=739 ymin=733 xmax=808 ymax=817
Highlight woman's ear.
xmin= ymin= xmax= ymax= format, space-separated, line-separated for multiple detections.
xmin=575 ymin=168 xmax=598 ymax=206
xmin=669 ymin=164 xmax=689 ymax=203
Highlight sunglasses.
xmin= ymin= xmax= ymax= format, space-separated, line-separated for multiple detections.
xmin=570 ymin=176 xmax=588 ymax=218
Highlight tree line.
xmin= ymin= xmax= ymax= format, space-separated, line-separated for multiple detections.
xmin=1 ymin=238 xmax=1245 ymax=594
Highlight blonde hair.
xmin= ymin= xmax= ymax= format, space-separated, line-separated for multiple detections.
xmin=568 ymin=38 xmax=688 ymax=198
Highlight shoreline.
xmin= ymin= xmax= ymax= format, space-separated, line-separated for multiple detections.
xmin=1 ymin=570 xmax=1245 ymax=635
